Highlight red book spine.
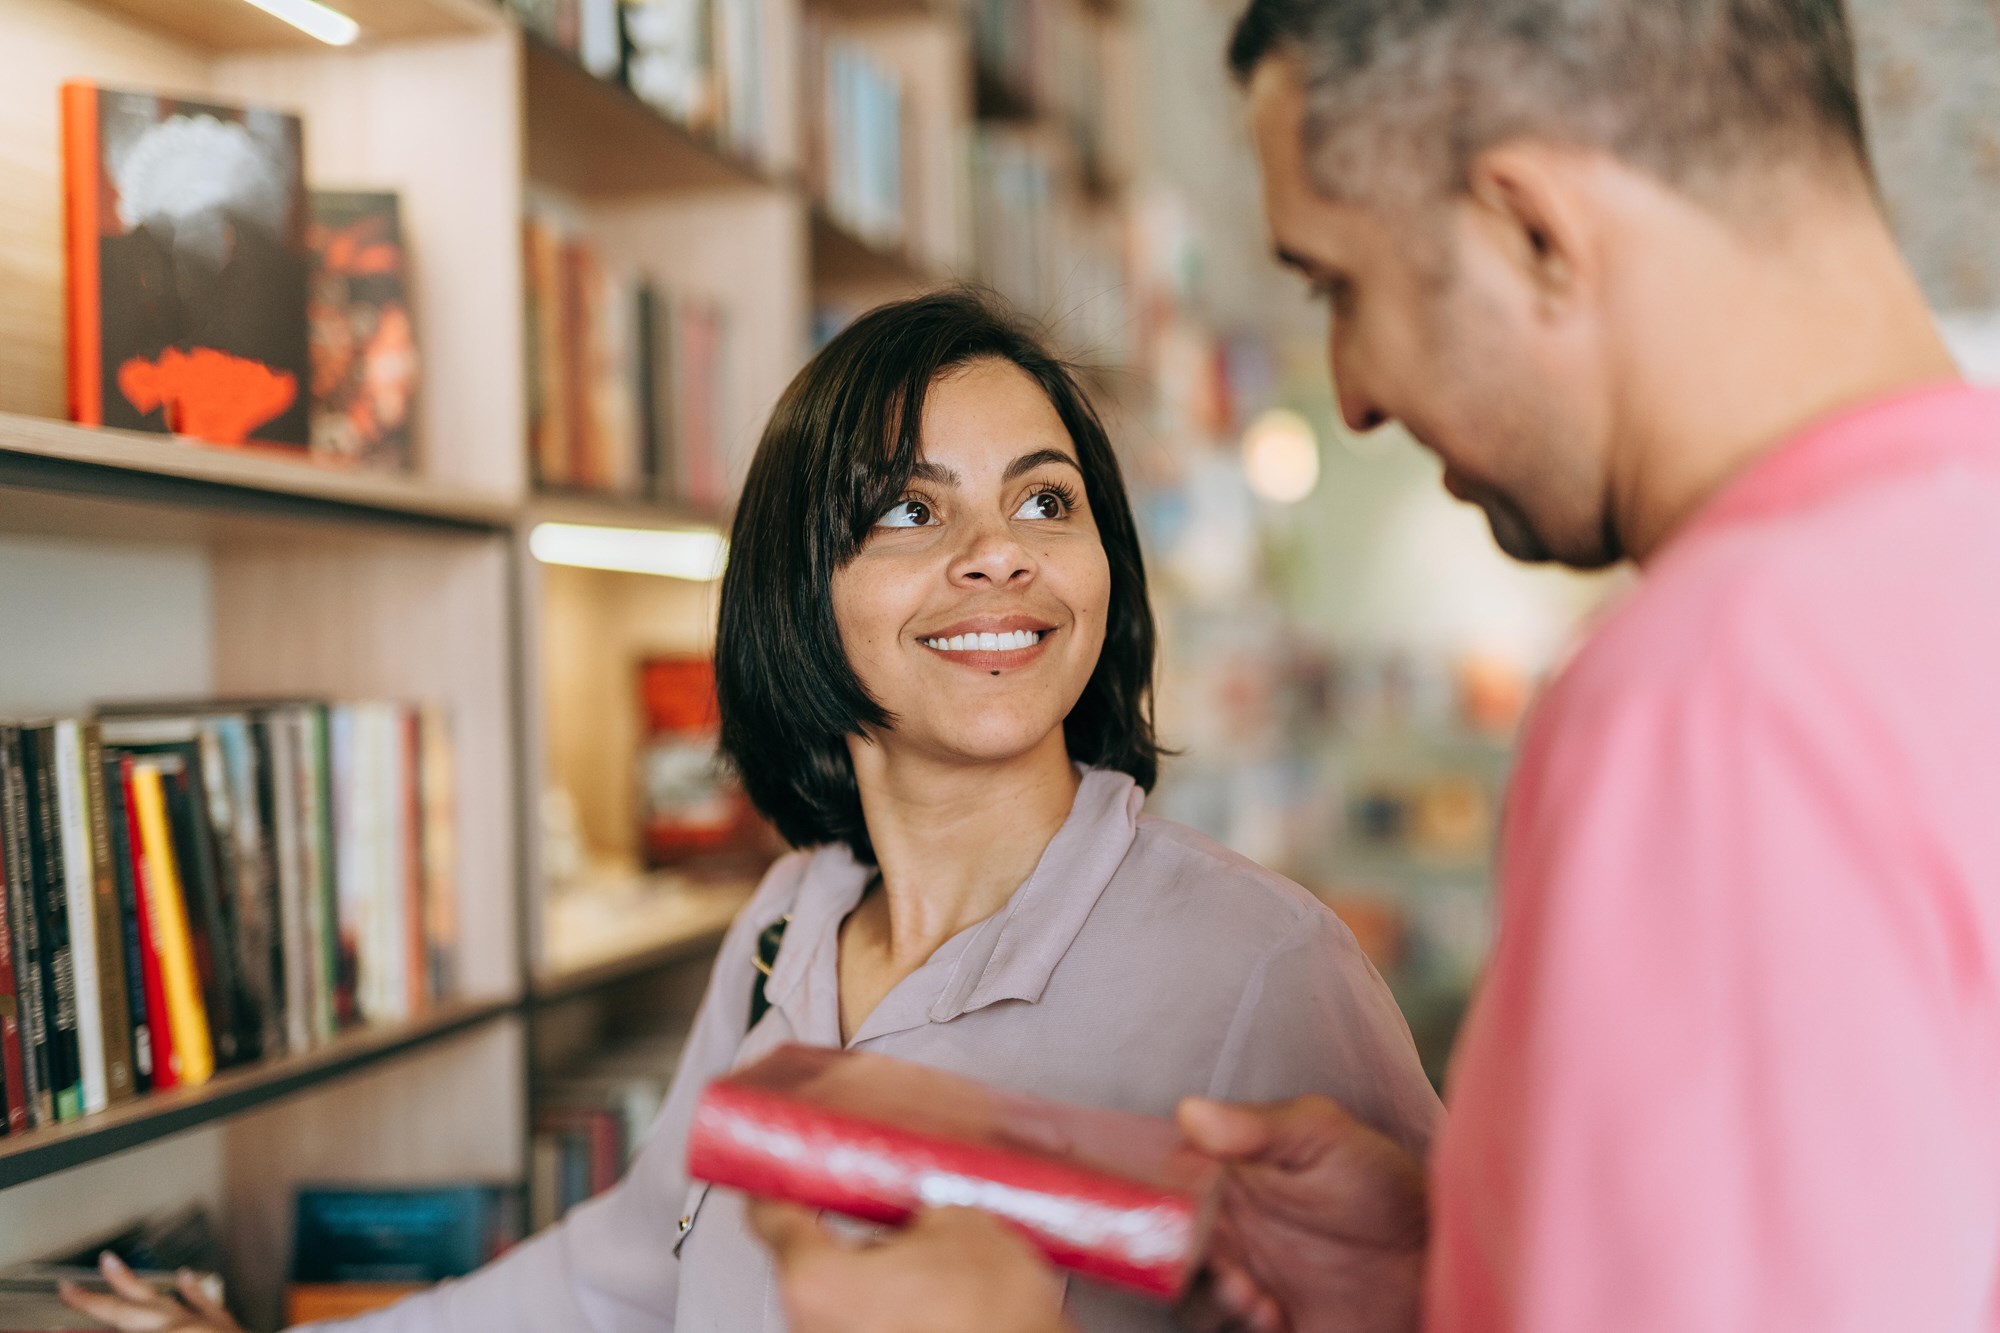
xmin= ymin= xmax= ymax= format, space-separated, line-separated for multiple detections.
xmin=61 ymin=82 xmax=104 ymax=428
xmin=686 ymin=1082 xmax=1202 ymax=1300
xmin=0 ymin=818 xmax=29 ymax=1133
xmin=121 ymin=760 xmax=178 ymax=1092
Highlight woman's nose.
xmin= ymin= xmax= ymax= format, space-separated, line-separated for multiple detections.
xmin=948 ymin=522 xmax=1036 ymax=587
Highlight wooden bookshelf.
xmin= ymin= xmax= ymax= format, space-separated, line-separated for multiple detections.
xmin=0 ymin=998 xmax=515 ymax=1190
xmin=534 ymin=874 xmax=759 ymax=1003
xmin=810 ymin=208 xmax=943 ymax=292
xmin=526 ymin=490 xmax=729 ymax=537
xmin=0 ymin=414 xmax=516 ymax=531
xmin=522 ymin=34 xmax=779 ymax=198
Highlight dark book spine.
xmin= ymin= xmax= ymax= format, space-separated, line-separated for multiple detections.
xmin=24 ymin=727 xmax=83 ymax=1121
xmin=0 ymin=728 xmax=52 ymax=1127
xmin=99 ymin=752 xmax=153 ymax=1093
xmin=159 ymin=762 xmax=242 ymax=1069
xmin=0 ymin=736 xmax=26 ymax=1133
xmin=248 ymin=720 xmax=290 ymax=1055
xmin=81 ymin=725 xmax=136 ymax=1103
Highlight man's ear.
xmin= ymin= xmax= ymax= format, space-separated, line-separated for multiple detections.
xmin=1463 ymin=142 xmax=1597 ymax=311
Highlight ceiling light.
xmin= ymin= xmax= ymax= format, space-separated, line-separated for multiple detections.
xmin=240 ymin=0 xmax=360 ymax=46
xmin=529 ymin=522 xmax=728 ymax=582
xmin=1242 ymin=408 xmax=1321 ymax=504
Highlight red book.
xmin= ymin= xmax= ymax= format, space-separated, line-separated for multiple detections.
xmin=120 ymin=759 xmax=178 ymax=1092
xmin=686 ymin=1045 xmax=1218 ymax=1301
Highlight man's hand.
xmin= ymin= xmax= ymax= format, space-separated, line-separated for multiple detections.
xmin=56 ymin=1252 xmax=244 ymax=1332
xmin=1177 ymin=1096 xmax=1429 ymax=1333
xmin=750 ymin=1200 xmax=1075 ymax=1333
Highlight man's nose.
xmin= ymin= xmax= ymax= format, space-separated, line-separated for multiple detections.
xmin=1330 ymin=335 xmax=1388 ymax=434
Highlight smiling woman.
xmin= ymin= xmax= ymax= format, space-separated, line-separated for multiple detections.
xmin=74 ymin=293 xmax=1438 ymax=1333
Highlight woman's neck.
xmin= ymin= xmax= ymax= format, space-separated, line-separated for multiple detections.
xmin=846 ymin=729 xmax=1081 ymax=966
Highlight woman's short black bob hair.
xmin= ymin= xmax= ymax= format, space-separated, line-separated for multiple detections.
xmin=716 ymin=287 xmax=1160 ymax=865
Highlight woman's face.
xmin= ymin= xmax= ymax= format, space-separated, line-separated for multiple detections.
xmin=831 ymin=358 xmax=1111 ymax=769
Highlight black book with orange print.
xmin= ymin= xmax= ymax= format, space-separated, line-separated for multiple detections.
xmin=62 ymin=83 xmax=311 ymax=449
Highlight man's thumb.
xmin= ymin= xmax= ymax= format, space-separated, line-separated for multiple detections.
xmin=1176 ymin=1098 xmax=1279 ymax=1160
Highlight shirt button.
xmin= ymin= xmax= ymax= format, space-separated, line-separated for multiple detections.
xmin=678 ymin=1216 xmax=692 ymax=1233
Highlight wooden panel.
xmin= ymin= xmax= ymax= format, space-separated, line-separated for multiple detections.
xmin=536 ymin=561 xmax=716 ymax=869
xmin=213 ymin=30 xmax=528 ymax=501
xmin=82 ymin=0 xmax=503 ymax=53
xmin=522 ymin=34 xmax=774 ymax=197
xmin=0 ymin=0 xmax=211 ymax=420
xmin=221 ymin=1015 xmax=525 ymax=1328
xmin=210 ymin=529 xmax=522 ymax=1000
xmin=0 ymin=413 xmax=515 ymax=526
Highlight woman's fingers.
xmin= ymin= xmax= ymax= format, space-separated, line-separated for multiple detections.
xmin=100 ymin=1252 xmax=173 ymax=1306
xmin=175 ymin=1268 xmax=239 ymax=1329
xmin=55 ymin=1279 xmax=176 ymax=1332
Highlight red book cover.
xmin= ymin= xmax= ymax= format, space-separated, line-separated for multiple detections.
xmin=686 ymin=1044 xmax=1219 ymax=1301
xmin=636 ymin=657 xmax=759 ymax=867
xmin=120 ymin=759 xmax=179 ymax=1092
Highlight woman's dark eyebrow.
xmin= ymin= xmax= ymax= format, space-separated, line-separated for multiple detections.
xmin=1003 ymin=448 xmax=1082 ymax=483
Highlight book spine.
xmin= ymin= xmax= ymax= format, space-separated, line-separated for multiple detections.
xmin=101 ymin=753 xmax=154 ymax=1093
xmin=165 ymin=754 xmax=240 ymax=1068
xmin=303 ymin=708 xmax=340 ymax=1041
xmin=1 ymin=728 xmax=53 ymax=1126
xmin=685 ymin=1084 xmax=1199 ymax=1300
xmin=120 ymin=758 xmax=179 ymax=1092
xmin=26 ymin=727 xmax=84 ymax=1121
xmin=60 ymin=83 xmax=103 ymax=428
xmin=83 ymin=725 xmax=137 ymax=1103
xmin=130 ymin=762 xmax=212 ymax=1086
xmin=264 ymin=716 xmax=310 ymax=1054
xmin=418 ymin=706 xmax=457 ymax=1006
xmin=0 ymin=732 xmax=29 ymax=1132
xmin=54 ymin=720 xmax=110 ymax=1115
xmin=402 ymin=707 xmax=426 ymax=1018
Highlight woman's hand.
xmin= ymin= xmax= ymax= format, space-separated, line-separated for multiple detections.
xmin=56 ymin=1252 xmax=245 ymax=1332
xmin=750 ymin=1200 xmax=1075 ymax=1333
xmin=1176 ymin=1096 xmax=1430 ymax=1333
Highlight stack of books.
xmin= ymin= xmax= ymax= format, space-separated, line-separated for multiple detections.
xmin=0 ymin=703 xmax=457 ymax=1134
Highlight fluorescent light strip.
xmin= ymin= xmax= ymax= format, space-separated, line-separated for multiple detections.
xmin=529 ymin=522 xmax=729 ymax=583
xmin=240 ymin=0 xmax=360 ymax=46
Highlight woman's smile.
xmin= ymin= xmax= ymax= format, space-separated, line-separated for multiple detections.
xmin=917 ymin=616 xmax=1058 ymax=670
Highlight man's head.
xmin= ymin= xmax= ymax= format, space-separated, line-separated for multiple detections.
xmin=1231 ymin=0 xmax=1875 ymax=567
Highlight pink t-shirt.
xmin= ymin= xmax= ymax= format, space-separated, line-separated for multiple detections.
xmin=1427 ymin=383 xmax=2000 ymax=1331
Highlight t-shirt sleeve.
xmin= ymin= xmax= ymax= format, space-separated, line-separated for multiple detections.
xmin=1206 ymin=908 xmax=1443 ymax=1161
xmin=1425 ymin=650 xmax=1998 ymax=1333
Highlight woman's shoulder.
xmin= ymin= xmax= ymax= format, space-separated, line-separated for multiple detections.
xmin=1109 ymin=813 xmax=1345 ymax=956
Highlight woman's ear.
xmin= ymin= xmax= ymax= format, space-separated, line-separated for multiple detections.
xmin=1463 ymin=141 xmax=1599 ymax=315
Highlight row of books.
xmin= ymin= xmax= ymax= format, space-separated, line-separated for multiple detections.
xmin=286 ymin=1183 xmax=522 ymax=1323
xmin=524 ymin=214 xmax=732 ymax=507
xmin=64 ymin=83 xmax=417 ymax=467
xmin=531 ymin=1029 xmax=687 ymax=1228
xmin=508 ymin=0 xmax=783 ymax=169
xmin=0 ymin=702 xmax=457 ymax=1135
xmin=802 ymin=19 xmax=906 ymax=253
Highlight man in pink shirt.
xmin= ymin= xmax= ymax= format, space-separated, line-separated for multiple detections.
xmin=753 ymin=0 xmax=1998 ymax=1330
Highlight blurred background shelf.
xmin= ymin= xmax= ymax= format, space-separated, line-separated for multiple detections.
xmin=534 ymin=873 xmax=761 ymax=1003
xmin=0 ymin=414 xmax=517 ymax=531
xmin=809 ymin=208 xmax=941 ymax=291
xmin=0 ymin=997 xmax=517 ymax=1190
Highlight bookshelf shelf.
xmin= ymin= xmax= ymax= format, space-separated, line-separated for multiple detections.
xmin=0 ymin=997 xmax=517 ymax=1190
xmin=82 ymin=0 xmax=503 ymax=54
xmin=526 ymin=490 xmax=728 ymax=537
xmin=0 ymin=414 xmax=517 ymax=532
xmin=533 ymin=876 xmax=758 ymax=1004
xmin=810 ymin=209 xmax=943 ymax=292
xmin=522 ymin=35 xmax=781 ymax=198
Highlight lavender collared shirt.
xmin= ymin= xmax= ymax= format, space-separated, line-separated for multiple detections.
xmin=314 ymin=769 xmax=1440 ymax=1333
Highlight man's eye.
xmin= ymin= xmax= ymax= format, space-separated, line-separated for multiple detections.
xmin=876 ymin=500 xmax=936 ymax=529
xmin=1013 ymin=491 xmax=1068 ymax=521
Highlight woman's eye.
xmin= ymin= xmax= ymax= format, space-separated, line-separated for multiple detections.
xmin=1014 ymin=490 xmax=1068 ymax=521
xmin=876 ymin=500 xmax=936 ymax=529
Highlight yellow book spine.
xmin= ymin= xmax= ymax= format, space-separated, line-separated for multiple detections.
xmin=129 ymin=764 xmax=214 ymax=1086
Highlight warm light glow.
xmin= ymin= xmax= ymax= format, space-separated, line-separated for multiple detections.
xmin=529 ymin=523 xmax=728 ymax=582
xmin=1242 ymin=408 xmax=1321 ymax=504
xmin=240 ymin=0 xmax=360 ymax=46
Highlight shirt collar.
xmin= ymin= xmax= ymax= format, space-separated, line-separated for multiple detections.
xmin=1666 ymin=381 xmax=2000 ymax=557
xmin=759 ymin=767 xmax=1145 ymax=1032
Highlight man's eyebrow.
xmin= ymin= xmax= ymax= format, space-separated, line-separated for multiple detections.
xmin=1003 ymin=448 xmax=1082 ymax=483
xmin=1274 ymin=246 xmax=1319 ymax=276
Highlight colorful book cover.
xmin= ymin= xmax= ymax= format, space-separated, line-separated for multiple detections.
xmin=637 ymin=657 xmax=757 ymax=867
xmin=1 ymin=728 xmax=54 ymax=1127
xmin=121 ymin=758 xmax=179 ymax=1092
xmin=307 ymin=191 xmax=417 ymax=472
xmin=687 ymin=1044 xmax=1220 ymax=1301
xmin=292 ymin=1184 xmax=519 ymax=1284
xmin=101 ymin=753 xmax=155 ymax=1094
xmin=128 ymin=762 xmax=214 ymax=1087
xmin=62 ymin=83 xmax=310 ymax=448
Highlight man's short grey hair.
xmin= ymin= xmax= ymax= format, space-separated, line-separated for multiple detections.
xmin=1229 ymin=0 xmax=1870 ymax=203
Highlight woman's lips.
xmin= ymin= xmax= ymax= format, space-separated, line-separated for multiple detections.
xmin=918 ymin=626 xmax=1057 ymax=669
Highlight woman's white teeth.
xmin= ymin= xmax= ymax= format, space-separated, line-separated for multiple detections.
xmin=923 ymin=630 xmax=1044 ymax=652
